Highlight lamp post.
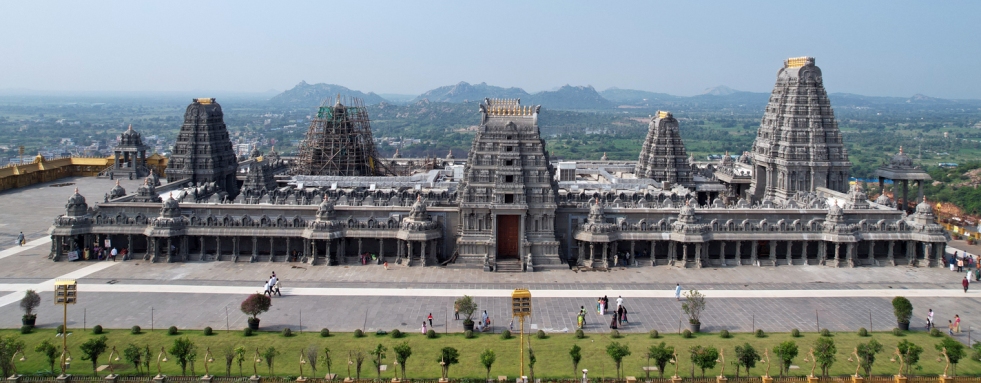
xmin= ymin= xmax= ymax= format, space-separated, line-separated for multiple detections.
xmin=106 ymin=346 xmax=120 ymax=381
xmin=511 ymin=289 xmax=532 ymax=381
xmin=54 ymin=279 xmax=77 ymax=379
xmin=155 ymin=347 xmax=169 ymax=380
xmin=298 ymin=351 xmax=308 ymax=382
xmin=8 ymin=346 xmax=26 ymax=382
xmin=203 ymin=347 xmax=214 ymax=381
xmin=251 ymin=348 xmax=262 ymax=381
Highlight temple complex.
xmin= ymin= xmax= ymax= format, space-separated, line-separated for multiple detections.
xmin=44 ymin=57 xmax=950 ymax=271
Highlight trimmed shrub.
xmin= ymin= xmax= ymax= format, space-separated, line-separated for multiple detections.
xmin=720 ymin=329 xmax=731 ymax=338
xmin=56 ymin=325 xmax=65 ymax=334
xmin=243 ymin=327 xmax=253 ymax=337
xmin=820 ymin=328 xmax=832 ymax=337
xmin=575 ymin=329 xmax=585 ymax=339
xmin=682 ymin=329 xmax=693 ymax=338
xmin=930 ymin=328 xmax=943 ymax=337
xmin=501 ymin=330 xmax=513 ymax=340
xmin=610 ymin=330 xmax=621 ymax=339
xmin=131 ymin=326 xmax=141 ymax=335
xmin=391 ymin=329 xmax=402 ymax=338
xmin=92 ymin=325 xmax=103 ymax=335
xmin=426 ymin=329 xmax=437 ymax=339
xmin=20 ymin=325 xmax=32 ymax=334
xmin=354 ymin=329 xmax=364 ymax=338
xmin=649 ymin=329 xmax=660 ymax=339
xmin=892 ymin=296 xmax=913 ymax=325
xmin=536 ymin=330 xmax=547 ymax=339
xmin=892 ymin=327 xmax=904 ymax=337
xmin=320 ymin=328 xmax=330 ymax=337
xmin=755 ymin=329 xmax=766 ymax=338
xmin=465 ymin=330 xmax=475 ymax=339
xmin=375 ymin=330 xmax=388 ymax=336
xmin=791 ymin=328 xmax=801 ymax=337
xmin=203 ymin=327 xmax=213 ymax=336
xmin=168 ymin=326 xmax=179 ymax=335
xmin=282 ymin=328 xmax=293 ymax=337
xmin=858 ymin=327 xmax=869 ymax=337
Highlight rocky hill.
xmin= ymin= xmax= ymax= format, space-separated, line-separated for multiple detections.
xmin=525 ymin=85 xmax=614 ymax=110
xmin=412 ymin=81 xmax=529 ymax=103
xmin=268 ymin=81 xmax=388 ymax=109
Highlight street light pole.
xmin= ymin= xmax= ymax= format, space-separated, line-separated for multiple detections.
xmin=54 ymin=279 xmax=77 ymax=378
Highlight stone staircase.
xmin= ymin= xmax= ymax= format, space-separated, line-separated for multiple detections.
xmin=495 ymin=259 xmax=523 ymax=272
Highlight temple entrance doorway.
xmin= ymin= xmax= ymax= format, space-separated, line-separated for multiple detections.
xmin=496 ymin=215 xmax=520 ymax=259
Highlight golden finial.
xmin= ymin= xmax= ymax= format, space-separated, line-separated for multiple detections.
xmin=899 ymin=146 xmax=903 ymax=154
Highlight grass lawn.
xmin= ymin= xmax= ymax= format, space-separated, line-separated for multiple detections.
xmin=2 ymin=328 xmax=976 ymax=379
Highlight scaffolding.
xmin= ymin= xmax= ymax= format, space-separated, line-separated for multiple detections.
xmin=291 ymin=96 xmax=389 ymax=176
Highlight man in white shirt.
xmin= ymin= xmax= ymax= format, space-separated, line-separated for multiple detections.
xmin=110 ymin=247 xmax=118 ymax=262
xmin=616 ymin=296 xmax=624 ymax=308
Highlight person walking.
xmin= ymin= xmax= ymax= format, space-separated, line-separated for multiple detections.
xmin=421 ymin=322 xmax=427 ymax=334
xmin=675 ymin=283 xmax=682 ymax=301
xmin=616 ymin=295 xmax=624 ymax=309
xmin=964 ymin=276 xmax=970 ymax=293
xmin=110 ymin=247 xmax=117 ymax=262
xmin=955 ymin=314 xmax=961 ymax=333
xmin=454 ymin=302 xmax=460 ymax=320
xmin=958 ymin=257 xmax=965 ymax=272
xmin=579 ymin=306 xmax=587 ymax=326
xmin=428 ymin=313 xmax=433 ymax=328
xmin=927 ymin=309 xmax=935 ymax=329
xmin=17 ymin=232 xmax=25 ymax=246
xmin=602 ymin=295 xmax=609 ymax=313
xmin=948 ymin=320 xmax=954 ymax=335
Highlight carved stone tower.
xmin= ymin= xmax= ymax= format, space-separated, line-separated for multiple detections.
xmin=167 ymin=98 xmax=240 ymax=197
xmin=748 ymin=57 xmax=851 ymax=203
xmin=457 ymin=98 xmax=561 ymax=271
xmin=635 ymin=111 xmax=694 ymax=187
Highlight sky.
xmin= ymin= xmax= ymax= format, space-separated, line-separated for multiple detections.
xmin=1 ymin=1 xmax=979 ymax=99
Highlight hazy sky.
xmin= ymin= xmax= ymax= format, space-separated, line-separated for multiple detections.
xmin=1 ymin=1 xmax=979 ymax=98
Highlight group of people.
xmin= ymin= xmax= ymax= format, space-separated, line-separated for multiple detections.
xmin=359 ymin=252 xmax=378 ymax=265
xmin=926 ymin=309 xmax=964 ymax=336
xmin=263 ymin=272 xmax=282 ymax=297
xmin=580 ymin=295 xmax=629 ymax=330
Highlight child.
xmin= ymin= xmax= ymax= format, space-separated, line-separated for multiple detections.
xmin=948 ymin=320 xmax=954 ymax=335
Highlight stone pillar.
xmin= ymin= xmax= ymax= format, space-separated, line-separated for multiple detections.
xmin=232 ymin=237 xmax=239 ymax=262
xmin=269 ymin=237 xmax=275 ymax=261
xmin=720 ymin=241 xmax=727 ymax=267
xmin=629 ymin=240 xmax=635 ymax=267
xmin=327 ymin=239 xmax=334 ymax=265
xmin=589 ymin=242 xmax=595 ymax=264
xmin=902 ymin=180 xmax=909 ymax=212
xmin=379 ymin=239 xmax=385 ymax=262
xmin=199 ymin=236 xmax=205 ymax=259
xmin=886 ymin=241 xmax=895 ymax=266
xmin=801 ymin=241 xmax=808 ymax=265
xmin=650 ymin=240 xmax=657 ymax=266
xmin=285 ymin=238 xmax=291 ymax=261
xmin=357 ymin=238 xmax=363 ymax=258
xmin=695 ymin=243 xmax=703 ymax=269
xmin=750 ymin=240 xmax=758 ymax=266
xmin=917 ymin=180 xmax=924 ymax=201
xmin=833 ymin=243 xmax=841 ymax=268
xmin=923 ymin=242 xmax=933 ymax=268
xmin=602 ymin=242 xmax=609 ymax=269
xmin=668 ymin=241 xmax=677 ymax=266
xmin=786 ymin=241 xmax=793 ymax=266
xmin=868 ymin=241 xmax=875 ymax=266
xmin=936 ymin=242 xmax=946 ymax=268
xmin=847 ymin=242 xmax=856 ymax=267
xmin=906 ymin=240 xmax=915 ymax=267
xmin=681 ymin=243 xmax=688 ymax=266
xmin=421 ymin=240 xmax=428 ymax=266
xmin=127 ymin=234 xmax=133 ymax=258
xmin=250 ymin=236 xmax=258 ymax=263
xmin=769 ymin=240 xmax=777 ymax=266
xmin=878 ymin=176 xmax=885 ymax=196
xmin=817 ymin=241 xmax=827 ymax=265
xmin=734 ymin=241 xmax=742 ymax=266
xmin=167 ymin=237 xmax=173 ymax=262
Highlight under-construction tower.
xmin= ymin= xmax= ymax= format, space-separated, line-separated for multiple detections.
xmin=292 ymin=96 xmax=385 ymax=176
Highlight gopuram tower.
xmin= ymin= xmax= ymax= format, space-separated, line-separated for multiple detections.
xmin=634 ymin=111 xmax=694 ymax=187
xmin=748 ymin=57 xmax=851 ymax=203
xmin=456 ymin=98 xmax=561 ymax=272
xmin=291 ymin=96 xmax=385 ymax=176
xmin=167 ymin=98 xmax=240 ymax=197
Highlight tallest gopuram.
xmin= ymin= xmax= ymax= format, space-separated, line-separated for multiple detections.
xmin=168 ymin=98 xmax=240 ymax=198
xmin=747 ymin=57 xmax=851 ymax=203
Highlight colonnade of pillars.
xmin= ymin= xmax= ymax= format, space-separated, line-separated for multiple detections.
xmin=572 ymin=239 xmax=946 ymax=268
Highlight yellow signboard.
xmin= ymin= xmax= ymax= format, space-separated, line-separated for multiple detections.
xmin=54 ymin=279 xmax=77 ymax=305
xmin=511 ymin=289 xmax=531 ymax=317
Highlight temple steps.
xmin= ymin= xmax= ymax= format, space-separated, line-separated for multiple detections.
xmin=495 ymin=259 xmax=523 ymax=272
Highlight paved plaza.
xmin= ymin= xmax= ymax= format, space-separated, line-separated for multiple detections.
xmin=0 ymin=176 xmax=978 ymax=344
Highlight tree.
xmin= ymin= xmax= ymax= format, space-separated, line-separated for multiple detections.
xmin=20 ymin=290 xmax=41 ymax=321
xmin=897 ymin=340 xmax=923 ymax=377
xmin=369 ymin=344 xmax=387 ymax=380
xmin=480 ymin=349 xmax=496 ymax=380
xmin=234 ymin=346 xmax=247 ymax=377
xmin=606 ymin=341 xmax=631 ymax=380
xmin=240 ymin=294 xmax=272 ymax=324
xmin=323 ymin=347 xmax=333 ymax=380
xmin=814 ymin=336 xmax=837 ymax=377
xmin=569 ymin=344 xmax=583 ymax=378
xmin=79 ymin=335 xmax=108 ymax=376
xmin=856 ymin=338 xmax=883 ymax=377
xmin=123 ymin=344 xmax=143 ymax=375
xmin=142 ymin=345 xmax=151 ymax=375
xmin=188 ymin=345 xmax=198 ymax=377
xmin=0 ymin=336 xmax=25 ymax=378
xmin=393 ymin=342 xmax=411 ymax=380
xmin=262 ymin=347 xmax=280 ymax=376
xmin=735 ymin=343 xmax=759 ymax=378
xmin=304 ymin=345 xmax=319 ymax=376
xmin=168 ymin=337 xmax=196 ymax=376
xmin=773 ymin=341 xmax=799 ymax=378
xmin=34 ymin=339 xmax=59 ymax=373
xmin=690 ymin=346 xmax=719 ymax=378
xmin=455 ymin=295 xmax=478 ymax=325
xmin=437 ymin=347 xmax=459 ymax=380
xmin=528 ymin=348 xmax=537 ymax=382
xmin=647 ymin=342 xmax=675 ymax=379
xmin=935 ymin=337 xmax=965 ymax=376
xmin=222 ymin=345 xmax=235 ymax=377
xmin=351 ymin=348 xmax=367 ymax=380
xmin=682 ymin=289 xmax=706 ymax=325
xmin=892 ymin=297 xmax=913 ymax=325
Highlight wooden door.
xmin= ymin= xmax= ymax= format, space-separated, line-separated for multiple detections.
xmin=497 ymin=215 xmax=520 ymax=259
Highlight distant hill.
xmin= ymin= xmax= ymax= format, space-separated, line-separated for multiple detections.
xmin=412 ymin=81 xmax=530 ymax=103
xmin=268 ymin=81 xmax=388 ymax=109
xmin=526 ymin=85 xmax=614 ymax=110
xmin=701 ymin=85 xmax=740 ymax=96
xmin=599 ymin=87 xmax=680 ymax=104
